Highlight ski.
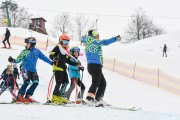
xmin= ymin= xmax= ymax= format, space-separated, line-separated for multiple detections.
xmin=0 ymin=102 xmax=141 ymax=111
xmin=0 ymin=102 xmax=40 ymax=105
xmin=62 ymin=103 xmax=141 ymax=111
xmin=111 ymin=106 xmax=141 ymax=111
xmin=0 ymin=47 xmax=18 ymax=50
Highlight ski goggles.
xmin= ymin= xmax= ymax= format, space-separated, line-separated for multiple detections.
xmin=61 ymin=40 xmax=69 ymax=45
xmin=25 ymin=38 xmax=36 ymax=43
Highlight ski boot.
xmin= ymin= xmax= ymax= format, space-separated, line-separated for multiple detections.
xmin=85 ymin=96 xmax=96 ymax=106
xmin=51 ymin=95 xmax=63 ymax=105
xmin=15 ymin=94 xmax=28 ymax=103
xmin=96 ymin=99 xmax=111 ymax=107
xmin=76 ymin=99 xmax=82 ymax=104
xmin=2 ymin=44 xmax=6 ymax=48
xmin=58 ymin=96 xmax=68 ymax=104
xmin=25 ymin=95 xmax=37 ymax=103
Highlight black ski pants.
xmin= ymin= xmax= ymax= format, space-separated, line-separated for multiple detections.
xmin=59 ymin=70 xmax=69 ymax=97
xmin=163 ymin=50 xmax=167 ymax=57
xmin=53 ymin=71 xmax=63 ymax=96
xmin=3 ymin=35 xmax=10 ymax=47
xmin=87 ymin=64 xmax=106 ymax=101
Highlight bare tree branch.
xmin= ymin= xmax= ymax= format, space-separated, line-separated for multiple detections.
xmin=53 ymin=12 xmax=73 ymax=36
xmin=125 ymin=8 xmax=166 ymax=42
xmin=74 ymin=14 xmax=88 ymax=41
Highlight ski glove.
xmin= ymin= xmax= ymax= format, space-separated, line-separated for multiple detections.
xmin=115 ymin=35 xmax=121 ymax=42
xmin=77 ymin=60 xmax=81 ymax=65
xmin=53 ymin=56 xmax=60 ymax=61
xmin=8 ymin=56 xmax=14 ymax=62
xmin=78 ymin=66 xmax=84 ymax=71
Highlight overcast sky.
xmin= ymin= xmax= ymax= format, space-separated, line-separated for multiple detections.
xmin=14 ymin=0 xmax=180 ymax=38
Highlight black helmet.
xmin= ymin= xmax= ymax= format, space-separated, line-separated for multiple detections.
xmin=88 ymin=30 xmax=93 ymax=37
xmin=25 ymin=37 xmax=36 ymax=48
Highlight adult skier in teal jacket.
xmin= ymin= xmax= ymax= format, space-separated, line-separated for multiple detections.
xmin=85 ymin=30 xmax=121 ymax=106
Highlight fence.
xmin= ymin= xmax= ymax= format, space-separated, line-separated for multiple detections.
xmin=1 ymin=35 xmax=180 ymax=95
xmin=0 ymin=35 xmax=56 ymax=50
xmin=104 ymin=57 xmax=180 ymax=96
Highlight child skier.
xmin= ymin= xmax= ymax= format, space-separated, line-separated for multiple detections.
xmin=0 ymin=69 xmax=16 ymax=99
xmin=65 ymin=46 xmax=85 ymax=104
xmin=0 ymin=65 xmax=12 ymax=88
xmin=58 ymin=35 xmax=75 ymax=100
xmin=12 ymin=64 xmax=20 ymax=89
xmin=49 ymin=34 xmax=78 ymax=104
xmin=8 ymin=37 xmax=52 ymax=102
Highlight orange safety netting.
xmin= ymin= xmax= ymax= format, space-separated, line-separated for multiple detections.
xmin=0 ymin=35 xmax=56 ymax=50
xmin=104 ymin=58 xmax=180 ymax=96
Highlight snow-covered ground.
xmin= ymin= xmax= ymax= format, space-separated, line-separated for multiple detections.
xmin=0 ymin=27 xmax=180 ymax=120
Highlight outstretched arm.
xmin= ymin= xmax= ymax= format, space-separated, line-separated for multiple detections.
xmin=38 ymin=50 xmax=52 ymax=65
xmin=86 ymin=36 xmax=121 ymax=46
xmin=13 ymin=49 xmax=30 ymax=63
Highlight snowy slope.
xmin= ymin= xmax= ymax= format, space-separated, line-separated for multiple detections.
xmin=0 ymin=45 xmax=180 ymax=120
xmin=0 ymin=28 xmax=180 ymax=120
xmin=103 ymin=30 xmax=180 ymax=77
xmin=0 ymin=27 xmax=55 ymax=42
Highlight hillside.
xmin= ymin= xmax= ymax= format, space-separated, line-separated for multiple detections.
xmin=0 ymin=27 xmax=180 ymax=120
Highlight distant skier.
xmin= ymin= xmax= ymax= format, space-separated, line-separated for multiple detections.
xmin=0 ymin=69 xmax=16 ymax=99
xmin=65 ymin=46 xmax=85 ymax=104
xmin=2 ymin=28 xmax=11 ymax=49
xmin=8 ymin=37 xmax=52 ymax=102
xmin=84 ymin=30 xmax=121 ymax=106
xmin=162 ymin=44 xmax=167 ymax=57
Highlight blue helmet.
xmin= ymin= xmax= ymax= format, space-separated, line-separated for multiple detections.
xmin=70 ymin=46 xmax=80 ymax=56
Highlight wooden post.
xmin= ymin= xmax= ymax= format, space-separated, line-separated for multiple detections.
xmin=158 ymin=68 xmax=160 ymax=88
xmin=14 ymin=35 xmax=16 ymax=45
xmin=133 ymin=62 xmax=136 ymax=79
xmin=31 ymin=30 xmax=32 ymax=37
xmin=1 ymin=35 xmax=4 ymax=42
xmin=0 ymin=35 xmax=2 ymax=42
xmin=113 ymin=58 xmax=115 ymax=72
xmin=45 ymin=37 xmax=49 ymax=50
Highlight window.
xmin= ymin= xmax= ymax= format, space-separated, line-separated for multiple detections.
xmin=34 ymin=20 xmax=40 ymax=28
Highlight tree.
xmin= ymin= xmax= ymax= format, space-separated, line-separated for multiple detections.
xmin=74 ymin=14 xmax=88 ymax=41
xmin=152 ymin=25 xmax=166 ymax=36
xmin=10 ymin=7 xmax=32 ymax=28
xmin=52 ymin=12 xmax=73 ymax=35
xmin=0 ymin=9 xmax=3 ymax=26
xmin=1 ymin=1 xmax=32 ymax=28
xmin=125 ymin=8 xmax=166 ymax=42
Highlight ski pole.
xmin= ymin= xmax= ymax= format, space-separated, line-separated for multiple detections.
xmin=74 ymin=71 xmax=79 ymax=103
xmin=47 ymin=72 xmax=55 ymax=101
xmin=58 ymin=44 xmax=78 ymax=62
xmin=72 ymin=78 xmax=78 ymax=103
xmin=79 ymin=70 xmax=84 ymax=103
xmin=10 ymin=62 xmax=17 ymax=96
xmin=47 ymin=61 xmax=58 ymax=101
